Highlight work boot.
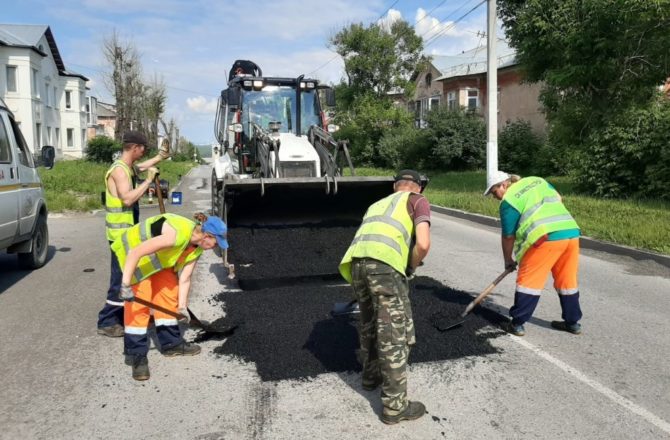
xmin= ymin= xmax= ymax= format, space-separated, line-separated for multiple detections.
xmin=381 ymin=401 xmax=426 ymax=425
xmin=362 ymin=377 xmax=383 ymax=391
xmin=551 ymin=320 xmax=582 ymax=335
xmin=162 ymin=341 xmax=201 ymax=357
xmin=131 ymin=356 xmax=150 ymax=381
xmin=97 ymin=324 xmax=124 ymax=338
xmin=505 ymin=321 xmax=525 ymax=336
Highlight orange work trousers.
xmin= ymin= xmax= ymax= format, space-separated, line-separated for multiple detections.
xmin=123 ymin=269 xmax=182 ymax=356
xmin=510 ymin=238 xmax=582 ymax=325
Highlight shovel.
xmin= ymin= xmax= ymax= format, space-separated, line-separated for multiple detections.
xmin=133 ymin=296 xmax=237 ymax=336
xmin=434 ymin=268 xmax=513 ymax=331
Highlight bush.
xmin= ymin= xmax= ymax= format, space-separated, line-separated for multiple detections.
xmin=571 ymin=96 xmax=670 ymax=199
xmin=86 ymin=136 xmax=121 ymax=163
xmin=498 ymin=119 xmax=556 ymax=175
xmin=424 ymin=107 xmax=486 ymax=170
xmin=376 ymin=127 xmax=431 ymax=169
xmin=334 ymin=93 xmax=414 ymax=167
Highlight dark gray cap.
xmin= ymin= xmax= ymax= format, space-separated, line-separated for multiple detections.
xmin=394 ymin=169 xmax=422 ymax=185
xmin=122 ymin=130 xmax=148 ymax=146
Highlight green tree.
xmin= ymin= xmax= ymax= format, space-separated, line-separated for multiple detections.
xmin=330 ymin=19 xmax=426 ymax=165
xmin=498 ymin=0 xmax=670 ymax=146
xmin=331 ymin=20 xmax=428 ymax=100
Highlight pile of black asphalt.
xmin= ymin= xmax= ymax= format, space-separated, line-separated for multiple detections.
xmin=214 ymin=223 xmax=508 ymax=382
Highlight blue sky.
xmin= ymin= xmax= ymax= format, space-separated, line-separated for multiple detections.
xmin=5 ymin=0 xmax=496 ymax=144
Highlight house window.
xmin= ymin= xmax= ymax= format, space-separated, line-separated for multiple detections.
xmin=47 ymin=126 xmax=51 ymax=145
xmin=447 ymin=91 xmax=457 ymax=110
xmin=80 ymin=92 xmax=85 ymax=111
xmin=35 ymin=123 xmax=42 ymax=150
xmin=53 ymin=86 xmax=58 ymax=109
xmin=65 ymin=91 xmax=71 ymax=109
xmin=425 ymin=73 xmax=432 ymax=87
xmin=82 ymin=129 xmax=86 ymax=149
xmin=32 ymin=69 xmax=39 ymax=98
xmin=467 ymin=89 xmax=479 ymax=110
xmin=6 ymin=66 xmax=17 ymax=92
xmin=67 ymin=128 xmax=74 ymax=147
xmin=55 ymin=127 xmax=60 ymax=148
xmin=45 ymin=82 xmax=51 ymax=107
xmin=430 ymin=96 xmax=440 ymax=110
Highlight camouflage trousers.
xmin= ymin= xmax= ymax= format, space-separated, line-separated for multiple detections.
xmin=351 ymin=258 xmax=415 ymax=416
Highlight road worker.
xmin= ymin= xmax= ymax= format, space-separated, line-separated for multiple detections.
xmin=484 ymin=171 xmax=583 ymax=336
xmin=114 ymin=212 xmax=228 ymax=380
xmin=339 ymin=169 xmax=431 ymax=425
xmin=97 ymin=131 xmax=169 ymax=337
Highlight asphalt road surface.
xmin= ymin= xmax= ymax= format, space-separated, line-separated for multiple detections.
xmin=1 ymin=164 xmax=669 ymax=440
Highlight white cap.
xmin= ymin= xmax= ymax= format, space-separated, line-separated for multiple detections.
xmin=483 ymin=171 xmax=511 ymax=196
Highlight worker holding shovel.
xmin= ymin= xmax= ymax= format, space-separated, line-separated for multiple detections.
xmin=484 ymin=171 xmax=582 ymax=337
xmin=339 ymin=169 xmax=431 ymax=425
xmin=97 ymin=131 xmax=170 ymax=338
xmin=113 ymin=212 xmax=228 ymax=380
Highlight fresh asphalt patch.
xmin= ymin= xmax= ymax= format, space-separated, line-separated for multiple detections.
xmin=211 ymin=276 xmax=507 ymax=382
xmin=215 ymin=223 xmax=508 ymax=382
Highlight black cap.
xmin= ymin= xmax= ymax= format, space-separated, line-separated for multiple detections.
xmin=394 ymin=169 xmax=422 ymax=185
xmin=122 ymin=131 xmax=148 ymax=146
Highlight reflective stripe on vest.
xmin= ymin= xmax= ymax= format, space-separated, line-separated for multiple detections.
xmin=339 ymin=192 xmax=414 ymax=283
xmin=503 ymin=177 xmax=579 ymax=261
xmin=111 ymin=213 xmax=203 ymax=285
xmin=105 ymin=160 xmax=135 ymax=241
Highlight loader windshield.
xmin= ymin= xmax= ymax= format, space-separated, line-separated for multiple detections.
xmin=241 ymin=86 xmax=320 ymax=136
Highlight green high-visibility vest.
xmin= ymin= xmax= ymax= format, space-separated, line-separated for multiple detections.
xmin=503 ymin=177 xmax=579 ymax=261
xmin=111 ymin=213 xmax=203 ymax=285
xmin=105 ymin=160 xmax=135 ymax=241
xmin=339 ymin=192 xmax=414 ymax=283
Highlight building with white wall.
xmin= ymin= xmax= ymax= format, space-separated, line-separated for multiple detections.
xmin=0 ymin=24 xmax=89 ymax=159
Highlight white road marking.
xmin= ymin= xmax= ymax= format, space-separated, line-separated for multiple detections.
xmin=512 ymin=336 xmax=670 ymax=435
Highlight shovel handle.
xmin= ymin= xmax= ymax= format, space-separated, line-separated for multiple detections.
xmin=462 ymin=268 xmax=514 ymax=316
xmin=132 ymin=296 xmax=187 ymax=321
xmin=154 ymin=175 xmax=165 ymax=214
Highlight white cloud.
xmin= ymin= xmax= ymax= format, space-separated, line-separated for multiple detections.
xmin=186 ymin=96 xmax=218 ymax=113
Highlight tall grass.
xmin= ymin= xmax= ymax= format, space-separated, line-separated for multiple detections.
xmin=38 ymin=159 xmax=196 ymax=213
xmin=353 ymin=168 xmax=670 ymax=255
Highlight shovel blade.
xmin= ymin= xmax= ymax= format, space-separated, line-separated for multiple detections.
xmin=331 ymin=301 xmax=359 ymax=317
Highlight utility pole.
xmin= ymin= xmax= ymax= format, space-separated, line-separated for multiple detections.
xmin=486 ymin=0 xmax=498 ymax=179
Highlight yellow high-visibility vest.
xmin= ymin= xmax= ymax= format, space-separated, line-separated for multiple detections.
xmin=105 ymin=160 xmax=135 ymax=241
xmin=112 ymin=213 xmax=203 ymax=285
xmin=339 ymin=192 xmax=414 ymax=283
xmin=503 ymin=177 xmax=579 ymax=261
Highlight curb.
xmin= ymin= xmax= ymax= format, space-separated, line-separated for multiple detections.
xmin=431 ymin=205 xmax=670 ymax=269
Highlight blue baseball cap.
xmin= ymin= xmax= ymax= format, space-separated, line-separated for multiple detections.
xmin=201 ymin=217 xmax=229 ymax=249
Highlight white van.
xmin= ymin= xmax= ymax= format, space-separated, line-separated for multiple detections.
xmin=0 ymin=99 xmax=49 ymax=269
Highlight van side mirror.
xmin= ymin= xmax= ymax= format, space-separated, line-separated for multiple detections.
xmin=42 ymin=145 xmax=55 ymax=169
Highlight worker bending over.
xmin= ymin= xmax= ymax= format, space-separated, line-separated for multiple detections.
xmin=114 ymin=212 xmax=228 ymax=380
xmin=484 ymin=171 xmax=582 ymax=336
xmin=339 ymin=169 xmax=431 ymax=425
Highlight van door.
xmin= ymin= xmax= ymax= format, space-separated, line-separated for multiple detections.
xmin=0 ymin=112 xmax=19 ymax=249
xmin=7 ymin=115 xmax=41 ymax=236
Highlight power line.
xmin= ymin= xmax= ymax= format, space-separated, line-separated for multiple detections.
xmin=423 ymin=0 xmax=486 ymax=48
xmin=416 ymin=0 xmax=479 ymax=42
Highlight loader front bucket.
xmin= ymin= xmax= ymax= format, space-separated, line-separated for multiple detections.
xmin=221 ymin=176 xmax=394 ymax=284
xmin=222 ymin=176 xmax=394 ymax=227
